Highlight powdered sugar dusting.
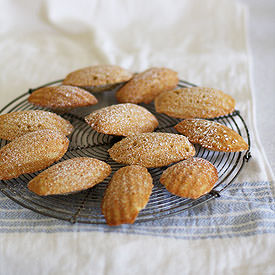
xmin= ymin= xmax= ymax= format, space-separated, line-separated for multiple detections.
xmin=85 ymin=103 xmax=158 ymax=136
xmin=155 ymin=87 xmax=236 ymax=118
xmin=108 ymin=132 xmax=196 ymax=167
xmin=175 ymin=119 xmax=248 ymax=152
xmin=28 ymin=85 xmax=98 ymax=109
xmin=116 ymin=67 xmax=179 ymax=104
xmin=28 ymin=157 xmax=111 ymax=195
xmin=63 ymin=65 xmax=133 ymax=87
xmin=0 ymin=110 xmax=73 ymax=140
xmin=0 ymin=129 xmax=69 ymax=180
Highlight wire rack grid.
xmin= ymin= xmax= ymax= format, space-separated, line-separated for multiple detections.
xmin=0 ymin=79 xmax=251 ymax=224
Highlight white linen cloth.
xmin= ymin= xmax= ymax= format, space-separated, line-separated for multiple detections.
xmin=0 ymin=0 xmax=274 ymax=274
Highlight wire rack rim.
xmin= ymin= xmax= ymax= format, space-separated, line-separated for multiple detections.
xmin=0 ymin=78 xmax=251 ymax=225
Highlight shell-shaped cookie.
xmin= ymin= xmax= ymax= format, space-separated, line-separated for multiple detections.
xmin=0 ymin=110 xmax=73 ymax=141
xmin=116 ymin=67 xmax=179 ymax=104
xmin=28 ymin=157 xmax=111 ymax=196
xmin=102 ymin=165 xmax=153 ymax=226
xmin=62 ymin=65 xmax=133 ymax=92
xmin=175 ymin=119 xmax=248 ymax=152
xmin=160 ymin=158 xmax=218 ymax=199
xmin=85 ymin=103 xmax=158 ymax=136
xmin=155 ymin=87 xmax=235 ymax=118
xmin=0 ymin=130 xmax=69 ymax=180
xmin=108 ymin=133 xmax=195 ymax=168
xmin=28 ymin=85 xmax=98 ymax=110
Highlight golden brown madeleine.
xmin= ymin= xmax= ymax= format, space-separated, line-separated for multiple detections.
xmin=0 ymin=130 xmax=69 ymax=180
xmin=116 ymin=67 xmax=179 ymax=104
xmin=28 ymin=85 xmax=98 ymax=110
xmin=62 ymin=65 xmax=133 ymax=91
xmin=0 ymin=110 xmax=73 ymax=141
xmin=108 ymin=132 xmax=195 ymax=168
xmin=102 ymin=165 xmax=153 ymax=226
xmin=160 ymin=157 xmax=218 ymax=199
xmin=28 ymin=157 xmax=111 ymax=196
xmin=175 ymin=119 xmax=248 ymax=152
xmin=85 ymin=103 xmax=158 ymax=136
xmin=154 ymin=87 xmax=235 ymax=119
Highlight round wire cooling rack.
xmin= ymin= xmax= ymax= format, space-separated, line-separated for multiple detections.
xmin=0 ymin=79 xmax=251 ymax=224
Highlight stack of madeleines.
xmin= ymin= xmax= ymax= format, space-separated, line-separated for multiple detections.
xmin=0 ymin=65 xmax=249 ymax=226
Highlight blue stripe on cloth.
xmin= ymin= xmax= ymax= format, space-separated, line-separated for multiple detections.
xmin=0 ymin=181 xmax=274 ymax=239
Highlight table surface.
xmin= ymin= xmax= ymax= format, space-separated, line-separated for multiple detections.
xmin=240 ymin=0 xmax=275 ymax=175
